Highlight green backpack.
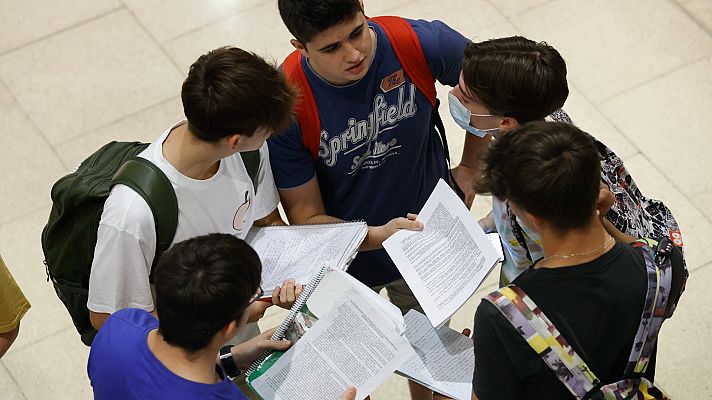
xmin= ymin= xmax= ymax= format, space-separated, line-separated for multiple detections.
xmin=41 ymin=141 xmax=260 ymax=346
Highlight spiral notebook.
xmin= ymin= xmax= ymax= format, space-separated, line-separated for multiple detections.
xmin=245 ymin=262 xmax=331 ymax=379
xmin=245 ymin=266 xmax=411 ymax=400
xmin=245 ymin=221 xmax=368 ymax=296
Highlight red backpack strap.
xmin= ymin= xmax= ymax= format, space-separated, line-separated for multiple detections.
xmin=282 ymin=50 xmax=321 ymax=160
xmin=370 ymin=16 xmax=436 ymax=108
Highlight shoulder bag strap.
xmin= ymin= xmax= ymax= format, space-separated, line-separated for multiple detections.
xmin=282 ymin=50 xmax=321 ymax=160
xmin=369 ymin=16 xmax=436 ymax=107
xmin=485 ymin=285 xmax=600 ymax=399
xmin=626 ymin=238 xmax=674 ymax=375
xmin=240 ymin=150 xmax=261 ymax=193
xmin=506 ymin=203 xmax=533 ymax=262
xmin=112 ymin=157 xmax=178 ymax=281
xmin=370 ymin=16 xmax=466 ymax=199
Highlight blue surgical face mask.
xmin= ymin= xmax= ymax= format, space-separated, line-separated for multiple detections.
xmin=448 ymin=91 xmax=500 ymax=138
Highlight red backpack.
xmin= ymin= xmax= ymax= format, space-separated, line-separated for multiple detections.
xmin=281 ymin=16 xmax=464 ymax=198
xmin=281 ymin=16 xmax=439 ymax=160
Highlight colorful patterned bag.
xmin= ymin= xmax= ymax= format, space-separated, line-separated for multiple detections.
xmin=485 ymin=238 xmax=676 ymax=399
xmin=502 ymin=110 xmax=688 ymax=307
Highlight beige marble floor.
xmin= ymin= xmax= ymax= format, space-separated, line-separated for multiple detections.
xmin=1 ymin=0 xmax=711 ymax=399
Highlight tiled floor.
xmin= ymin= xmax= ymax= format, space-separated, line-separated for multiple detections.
xmin=0 ymin=0 xmax=710 ymax=399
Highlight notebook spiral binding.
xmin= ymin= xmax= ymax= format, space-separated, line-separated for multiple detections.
xmin=245 ymin=261 xmax=331 ymax=376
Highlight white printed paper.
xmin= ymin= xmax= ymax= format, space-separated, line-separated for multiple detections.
xmin=384 ymin=179 xmax=499 ymax=327
xmin=250 ymin=288 xmax=413 ymax=400
xmin=487 ymin=232 xmax=505 ymax=262
xmin=306 ymin=269 xmax=403 ymax=330
xmin=397 ymin=310 xmax=474 ymax=400
xmin=246 ymin=222 xmax=368 ymax=296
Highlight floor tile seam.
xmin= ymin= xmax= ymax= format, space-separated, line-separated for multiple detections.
xmin=598 ymin=51 xmax=712 ymax=104
xmin=666 ymin=0 xmax=712 ymax=37
xmin=0 ymin=361 xmax=28 ymax=400
xmin=495 ymin=0 xmax=558 ymax=19
xmin=0 ymin=204 xmax=50 ymax=229
xmin=564 ymin=80 xmax=644 ymax=156
xmin=0 ymin=77 xmax=68 ymax=171
xmin=49 ymin=94 xmax=179 ymax=164
xmin=635 ymin=151 xmax=712 ymax=227
xmin=692 ymin=260 xmax=712 ymax=273
xmin=119 ymin=1 xmax=184 ymax=76
xmin=572 ymin=74 xmax=712 ymax=225
xmin=4 ymin=326 xmax=76 ymax=358
xmin=506 ymin=0 xmax=712 ymax=105
xmin=157 ymin=0 xmax=274 ymax=45
xmin=0 ymin=5 xmax=126 ymax=59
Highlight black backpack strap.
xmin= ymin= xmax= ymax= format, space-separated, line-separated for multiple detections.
xmin=506 ymin=203 xmax=533 ymax=262
xmin=431 ymin=99 xmax=466 ymax=201
xmin=240 ymin=150 xmax=261 ymax=193
xmin=111 ymin=157 xmax=178 ymax=281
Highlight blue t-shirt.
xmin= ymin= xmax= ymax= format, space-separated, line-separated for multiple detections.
xmin=88 ymin=309 xmax=248 ymax=400
xmin=269 ymin=19 xmax=468 ymax=287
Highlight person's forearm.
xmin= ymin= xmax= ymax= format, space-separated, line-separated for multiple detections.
xmin=300 ymin=214 xmax=343 ymax=225
xmin=459 ymin=134 xmax=490 ymax=169
xmin=89 ymin=311 xmax=111 ymax=331
xmin=361 ymin=226 xmax=385 ymax=252
xmin=254 ymin=208 xmax=287 ymax=227
xmin=0 ymin=325 xmax=19 ymax=358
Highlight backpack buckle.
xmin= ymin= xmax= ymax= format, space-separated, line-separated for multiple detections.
xmin=656 ymin=236 xmax=673 ymax=258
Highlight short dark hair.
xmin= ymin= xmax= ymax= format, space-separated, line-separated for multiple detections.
xmin=462 ymin=36 xmax=568 ymax=124
xmin=153 ymin=233 xmax=262 ymax=353
xmin=278 ymin=0 xmax=362 ymax=44
xmin=475 ymin=121 xmax=601 ymax=231
xmin=181 ymin=46 xmax=295 ymax=141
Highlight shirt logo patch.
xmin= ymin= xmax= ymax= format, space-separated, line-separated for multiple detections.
xmin=380 ymin=69 xmax=405 ymax=93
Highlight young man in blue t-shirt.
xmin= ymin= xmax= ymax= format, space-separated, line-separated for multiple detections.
xmin=268 ymin=0 xmax=470 ymax=313
xmin=88 ymin=233 xmax=358 ymax=400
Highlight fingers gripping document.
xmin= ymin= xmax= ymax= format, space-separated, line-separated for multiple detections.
xmin=384 ymin=179 xmax=500 ymax=327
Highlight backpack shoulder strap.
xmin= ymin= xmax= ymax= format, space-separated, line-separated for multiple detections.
xmin=282 ymin=50 xmax=321 ymax=160
xmin=368 ymin=16 xmax=469 ymax=198
xmin=111 ymin=157 xmax=178 ymax=279
xmin=240 ymin=150 xmax=260 ymax=192
xmin=626 ymin=238 xmax=675 ymax=375
xmin=506 ymin=202 xmax=533 ymax=262
xmin=484 ymin=285 xmax=600 ymax=399
xmin=369 ymin=16 xmax=436 ymax=108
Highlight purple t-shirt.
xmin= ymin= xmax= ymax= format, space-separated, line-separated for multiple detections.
xmin=88 ymin=308 xmax=248 ymax=400
xmin=269 ymin=18 xmax=468 ymax=287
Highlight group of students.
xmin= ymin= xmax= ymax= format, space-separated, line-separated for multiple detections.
xmin=0 ymin=0 xmax=688 ymax=399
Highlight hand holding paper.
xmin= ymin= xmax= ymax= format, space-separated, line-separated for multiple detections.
xmin=384 ymin=179 xmax=500 ymax=327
